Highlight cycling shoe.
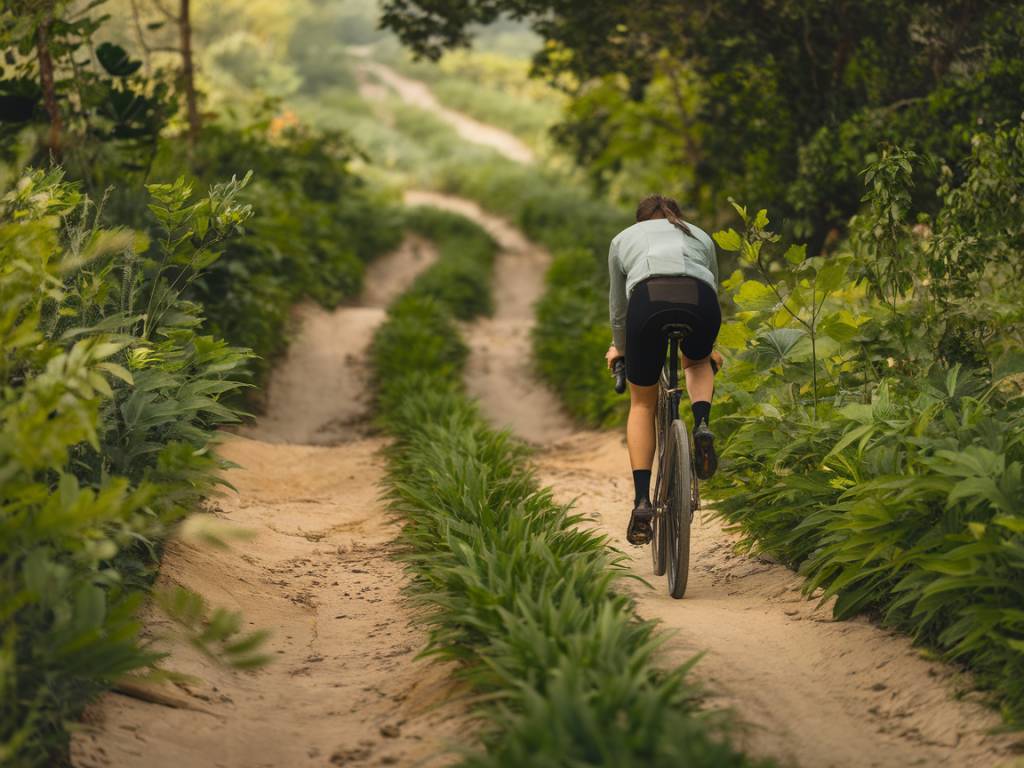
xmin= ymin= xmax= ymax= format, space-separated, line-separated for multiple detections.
xmin=626 ymin=499 xmax=654 ymax=546
xmin=693 ymin=421 xmax=718 ymax=480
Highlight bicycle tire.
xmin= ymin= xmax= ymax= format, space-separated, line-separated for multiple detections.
xmin=666 ymin=419 xmax=693 ymax=599
xmin=651 ymin=373 xmax=673 ymax=576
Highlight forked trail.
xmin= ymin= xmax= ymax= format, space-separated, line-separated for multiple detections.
xmin=74 ymin=60 xmax=1022 ymax=768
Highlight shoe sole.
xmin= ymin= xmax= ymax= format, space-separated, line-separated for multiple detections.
xmin=626 ymin=525 xmax=652 ymax=546
xmin=694 ymin=432 xmax=717 ymax=480
xmin=627 ymin=511 xmax=654 ymax=546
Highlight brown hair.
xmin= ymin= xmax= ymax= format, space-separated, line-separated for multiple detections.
xmin=635 ymin=194 xmax=693 ymax=237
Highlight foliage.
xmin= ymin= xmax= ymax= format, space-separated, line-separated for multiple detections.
xmin=148 ymin=119 xmax=403 ymax=385
xmin=0 ymin=1 xmax=177 ymax=190
xmin=534 ymin=247 xmax=624 ymax=425
xmin=380 ymin=47 xmax=564 ymax=149
xmin=709 ymin=122 xmax=1024 ymax=723
xmin=369 ymin=206 xmax=767 ymax=767
xmin=382 ymin=0 xmax=1024 ymax=244
xmin=0 ymin=168 xmax=265 ymax=765
xmin=403 ymin=206 xmax=497 ymax=319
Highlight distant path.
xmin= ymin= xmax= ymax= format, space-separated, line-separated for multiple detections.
xmin=404 ymin=190 xmax=574 ymax=445
xmin=350 ymin=51 xmax=535 ymax=164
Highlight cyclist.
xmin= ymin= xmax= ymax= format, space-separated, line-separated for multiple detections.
xmin=605 ymin=194 xmax=722 ymax=546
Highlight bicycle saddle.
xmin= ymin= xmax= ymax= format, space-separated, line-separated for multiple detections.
xmin=663 ymin=323 xmax=693 ymax=338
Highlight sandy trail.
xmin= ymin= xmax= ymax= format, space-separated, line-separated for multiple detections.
xmin=242 ymin=235 xmax=436 ymax=445
xmin=72 ymin=238 xmax=473 ymax=768
xmin=404 ymin=191 xmax=574 ymax=445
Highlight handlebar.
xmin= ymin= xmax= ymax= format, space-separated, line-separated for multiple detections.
xmin=612 ymin=357 xmax=626 ymax=394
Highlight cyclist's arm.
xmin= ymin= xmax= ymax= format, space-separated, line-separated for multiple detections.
xmin=608 ymin=239 xmax=627 ymax=353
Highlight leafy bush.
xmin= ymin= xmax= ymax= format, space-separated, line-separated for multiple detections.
xmin=533 ymin=248 xmax=624 ymax=426
xmin=710 ymin=121 xmax=1024 ymax=722
xmin=149 ymin=120 xmax=404 ymax=385
xmin=0 ymin=168 xmax=263 ymax=764
xmin=403 ymin=207 xmax=498 ymax=319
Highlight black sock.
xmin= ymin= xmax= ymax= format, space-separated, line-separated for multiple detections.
xmin=691 ymin=400 xmax=711 ymax=427
xmin=632 ymin=469 xmax=652 ymax=505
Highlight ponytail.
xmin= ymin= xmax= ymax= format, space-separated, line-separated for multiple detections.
xmin=636 ymin=194 xmax=694 ymax=238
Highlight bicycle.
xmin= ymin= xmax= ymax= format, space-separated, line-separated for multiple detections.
xmin=612 ymin=323 xmax=699 ymax=599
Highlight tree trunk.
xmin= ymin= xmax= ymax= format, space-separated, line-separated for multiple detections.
xmin=35 ymin=9 xmax=62 ymax=158
xmin=180 ymin=0 xmax=200 ymax=152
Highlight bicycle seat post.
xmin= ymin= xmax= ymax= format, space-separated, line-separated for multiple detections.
xmin=663 ymin=324 xmax=691 ymax=396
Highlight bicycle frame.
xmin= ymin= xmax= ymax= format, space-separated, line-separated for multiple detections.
xmin=653 ymin=326 xmax=689 ymax=503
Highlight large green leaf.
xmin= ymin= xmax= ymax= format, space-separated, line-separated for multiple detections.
xmin=733 ymin=279 xmax=778 ymax=310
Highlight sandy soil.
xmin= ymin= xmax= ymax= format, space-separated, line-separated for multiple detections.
xmin=241 ymin=235 xmax=436 ymax=445
xmin=72 ymin=237 xmax=473 ymax=768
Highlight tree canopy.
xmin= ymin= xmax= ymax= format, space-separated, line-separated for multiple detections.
xmin=382 ymin=0 xmax=1024 ymax=242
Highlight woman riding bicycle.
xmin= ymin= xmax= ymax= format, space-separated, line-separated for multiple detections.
xmin=605 ymin=194 xmax=722 ymax=546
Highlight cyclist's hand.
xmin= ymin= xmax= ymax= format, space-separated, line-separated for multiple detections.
xmin=606 ymin=344 xmax=623 ymax=370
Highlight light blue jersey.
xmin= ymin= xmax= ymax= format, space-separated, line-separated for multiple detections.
xmin=608 ymin=218 xmax=719 ymax=351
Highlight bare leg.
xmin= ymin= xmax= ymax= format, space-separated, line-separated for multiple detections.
xmin=627 ymin=382 xmax=659 ymax=470
xmin=683 ymin=354 xmax=714 ymax=404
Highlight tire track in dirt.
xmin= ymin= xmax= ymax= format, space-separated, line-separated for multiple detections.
xmin=72 ymin=238 xmax=475 ymax=768
xmin=403 ymin=191 xmax=574 ymax=445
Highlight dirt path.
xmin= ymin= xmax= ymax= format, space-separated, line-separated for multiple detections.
xmin=437 ymin=201 xmax=1021 ymax=766
xmin=404 ymin=191 xmax=574 ymax=445
xmin=72 ymin=238 xmax=473 ymax=768
xmin=538 ymin=434 xmax=1022 ymax=768
xmin=350 ymin=52 xmax=535 ymax=165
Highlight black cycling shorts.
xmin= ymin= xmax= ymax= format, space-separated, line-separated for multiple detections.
xmin=625 ymin=276 xmax=721 ymax=387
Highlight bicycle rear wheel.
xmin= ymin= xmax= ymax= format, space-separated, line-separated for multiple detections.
xmin=651 ymin=374 xmax=674 ymax=576
xmin=666 ymin=419 xmax=693 ymax=599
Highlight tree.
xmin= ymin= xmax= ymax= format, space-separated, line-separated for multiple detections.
xmin=381 ymin=0 xmax=1024 ymax=242
xmin=33 ymin=1 xmax=62 ymax=157
xmin=179 ymin=0 xmax=199 ymax=151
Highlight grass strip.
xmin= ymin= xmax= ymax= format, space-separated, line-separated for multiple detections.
xmin=368 ymin=207 xmax=767 ymax=765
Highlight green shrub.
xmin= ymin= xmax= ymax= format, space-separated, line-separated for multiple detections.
xmin=533 ymin=248 xmax=625 ymax=426
xmin=403 ymin=207 xmax=498 ymax=319
xmin=0 ymin=168 xmax=261 ymax=764
xmin=149 ymin=121 xmax=404 ymax=385
xmin=710 ymin=127 xmax=1024 ymax=722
